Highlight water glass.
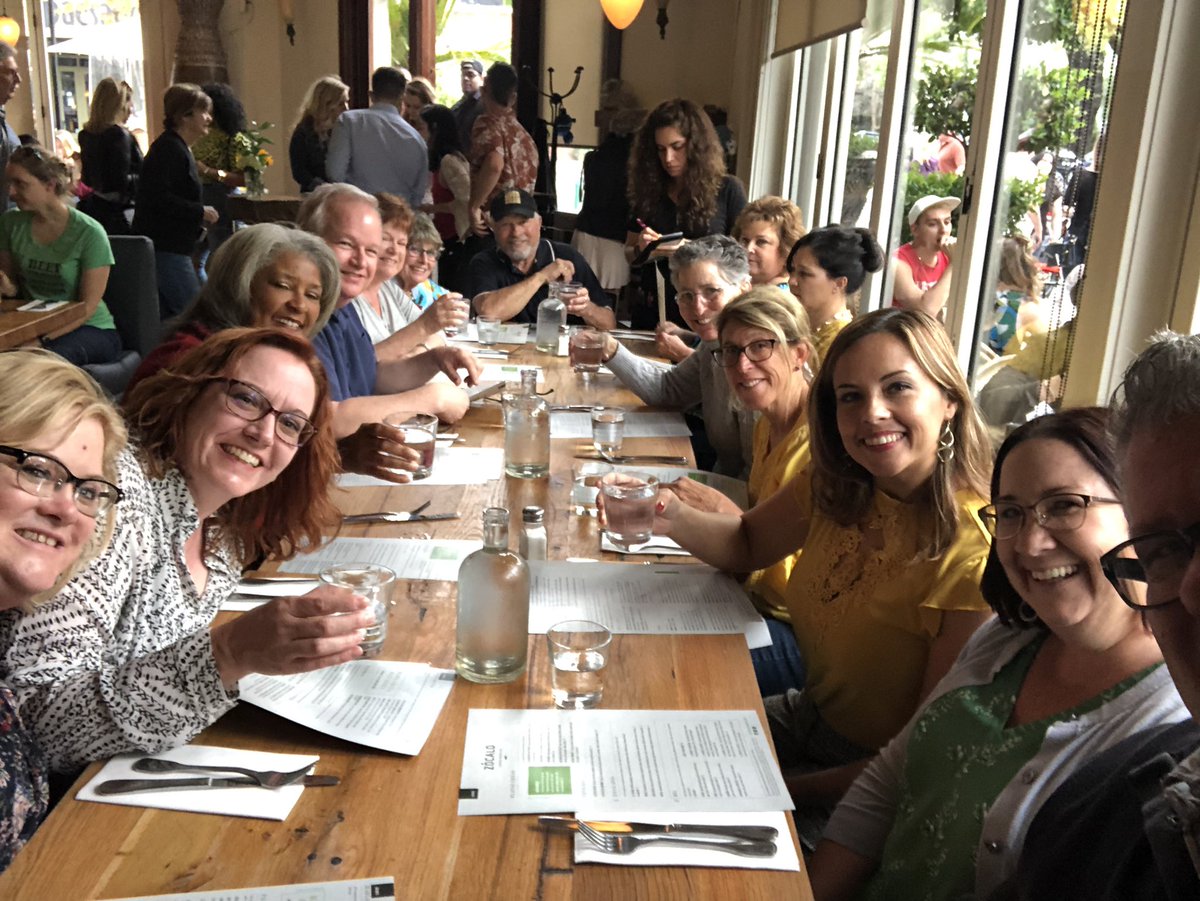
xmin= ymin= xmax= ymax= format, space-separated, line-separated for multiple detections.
xmin=546 ymin=619 xmax=612 ymax=709
xmin=383 ymin=411 xmax=438 ymax=479
xmin=571 ymin=461 xmax=613 ymax=516
xmin=476 ymin=315 xmax=501 ymax=345
xmin=442 ymin=295 xmax=470 ymax=338
xmin=569 ymin=326 xmax=605 ymax=378
xmin=591 ymin=406 xmax=625 ymax=456
xmin=599 ymin=471 xmax=659 ymax=550
xmin=319 ymin=563 xmax=395 ymax=658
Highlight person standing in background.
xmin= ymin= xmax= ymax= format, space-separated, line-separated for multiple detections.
xmin=466 ymin=63 xmax=538 ymax=239
xmin=0 ymin=43 xmax=23 ymax=211
xmin=452 ymin=59 xmax=484 ymax=157
xmin=289 ymin=75 xmax=349 ymax=194
xmin=78 ymin=78 xmax=143 ymax=235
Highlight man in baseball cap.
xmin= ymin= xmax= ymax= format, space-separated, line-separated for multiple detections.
xmin=453 ymin=58 xmax=485 ymax=154
xmin=468 ymin=188 xmax=615 ymax=328
xmin=892 ymin=194 xmax=960 ymax=315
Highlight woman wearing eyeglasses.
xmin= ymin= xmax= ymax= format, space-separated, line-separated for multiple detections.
xmin=809 ymin=407 xmax=1185 ymax=901
xmin=1 ymin=328 xmax=374 ymax=774
xmin=0 ymin=351 xmax=125 ymax=871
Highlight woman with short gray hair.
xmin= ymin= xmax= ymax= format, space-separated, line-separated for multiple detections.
xmin=600 ymin=235 xmax=756 ymax=477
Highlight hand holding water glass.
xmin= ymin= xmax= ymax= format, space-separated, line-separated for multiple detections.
xmin=599 ymin=471 xmax=659 ymax=550
xmin=382 ymin=411 xmax=438 ymax=479
xmin=319 ymin=563 xmax=395 ymax=658
xmin=569 ymin=327 xmax=605 ymax=379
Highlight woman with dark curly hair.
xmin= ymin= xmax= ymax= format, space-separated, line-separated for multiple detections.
xmin=624 ymin=98 xmax=746 ymax=328
xmin=192 ymin=83 xmax=250 ymax=260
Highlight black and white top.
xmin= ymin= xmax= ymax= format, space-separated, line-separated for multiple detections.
xmin=0 ymin=447 xmax=240 ymax=773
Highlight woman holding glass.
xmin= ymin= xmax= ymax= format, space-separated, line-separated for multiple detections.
xmin=810 ymin=408 xmax=1184 ymax=901
xmin=0 ymin=350 xmax=126 ymax=871
xmin=2 ymin=329 xmax=374 ymax=773
xmin=642 ymin=308 xmax=995 ymax=845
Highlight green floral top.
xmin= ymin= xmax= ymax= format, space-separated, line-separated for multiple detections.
xmin=861 ymin=634 xmax=1156 ymax=901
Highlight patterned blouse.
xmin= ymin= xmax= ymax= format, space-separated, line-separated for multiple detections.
xmin=468 ymin=109 xmax=537 ymax=205
xmin=0 ymin=685 xmax=47 ymax=874
xmin=0 ymin=447 xmax=240 ymax=773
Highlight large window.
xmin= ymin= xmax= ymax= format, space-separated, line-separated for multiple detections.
xmin=386 ymin=0 xmax=513 ymax=102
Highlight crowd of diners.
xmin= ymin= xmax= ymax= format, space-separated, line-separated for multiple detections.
xmin=0 ymin=54 xmax=1196 ymax=899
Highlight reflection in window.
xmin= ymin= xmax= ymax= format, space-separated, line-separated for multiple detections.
xmin=838 ymin=0 xmax=893 ymax=227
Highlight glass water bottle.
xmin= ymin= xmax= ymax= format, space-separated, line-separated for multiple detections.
xmin=535 ymin=283 xmax=565 ymax=353
xmin=503 ymin=368 xmax=550 ymax=478
xmin=455 ymin=507 xmax=530 ymax=683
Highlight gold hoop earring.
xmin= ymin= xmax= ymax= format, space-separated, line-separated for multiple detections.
xmin=937 ymin=421 xmax=956 ymax=464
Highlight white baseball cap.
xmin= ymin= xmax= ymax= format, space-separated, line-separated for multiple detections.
xmin=908 ymin=194 xmax=961 ymax=226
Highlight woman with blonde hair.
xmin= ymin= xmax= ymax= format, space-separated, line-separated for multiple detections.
xmin=625 ymin=308 xmax=995 ymax=847
xmin=0 ymin=350 xmax=126 ymax=871
xmin=78 ymin=77 xmax=142 ymax=235
xmin=0 ymin=146 xmax=119 ymax=366
xmin=2 ymin=329 xmax=374 ymax=774
xmin=624 ymin=98 xmax=746 ymax=328
xmin=290 ymin=75 xmax=349 ymax=193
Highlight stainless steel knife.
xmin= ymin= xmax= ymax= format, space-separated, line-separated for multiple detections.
xmin=95 ymin=775 xmax=340 ymax=794
xmin=342 ymin=512 xmax=460 ymax=524
xmin=537 ymin=815 xmax=779 ymax=842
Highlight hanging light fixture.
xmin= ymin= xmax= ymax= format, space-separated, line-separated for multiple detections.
xmin=600 ymin=0 xmax=644 ymax=30
xmin=0 ymin=4 xmax=19 ymax=47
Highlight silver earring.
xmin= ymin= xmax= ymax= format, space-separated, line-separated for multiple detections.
xmin=937 ymin=421 xmax=956 ymax=464
xmin=1018 ymin=602 xmax=1039 ymax=624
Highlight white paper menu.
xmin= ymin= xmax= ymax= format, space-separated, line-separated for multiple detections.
xmin=240 ymin=660 xmax=455 ymax=756
xmin=458 ymin=709 xmax=793 ymax=815
xmin=279 ymin=537 xmax=478 ymax=582
xmin=111 ymin=876 xmax=396 ymax=900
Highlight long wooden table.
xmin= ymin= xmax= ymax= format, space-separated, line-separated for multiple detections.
xmin=0 ymin=339 xmax=812 ymax=900
xmin=0 ymin=300 xmax=89 ymax=350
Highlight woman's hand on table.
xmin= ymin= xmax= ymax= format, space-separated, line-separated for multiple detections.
xmin=211 ymin=586 xmax=373 ymax=687
xmin=662 ymin=477 xmax=741 ymax=516
xmin=337 ymin=422 xmax=419 ymax=484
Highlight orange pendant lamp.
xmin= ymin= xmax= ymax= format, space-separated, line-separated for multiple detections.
xmin=0 ymin=8 xmax=19 ymax=47
xmin=600 ymin=0 xmax=644 ymax=30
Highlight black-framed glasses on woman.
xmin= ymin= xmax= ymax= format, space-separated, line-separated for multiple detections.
xmin=209 ymin=378 xmax=316 ymax=447
xmin=0 ymin=445 xmax=123 ymax=517
xmin=710 ymin=338 xmax=780 ymax=368
xmin=978 ymin=493 xmax=1123 ymax=540
xmin=1101 ymin=522 xmax=1200 ymax=609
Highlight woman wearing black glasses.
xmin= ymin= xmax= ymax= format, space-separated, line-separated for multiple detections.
xmin=0 ymin=350 xmax=125 ymax=871
xmin=1 ymin=329 xmax=374 ymax=775
xmin=809 ymin=407 xmax=1186 ymax=901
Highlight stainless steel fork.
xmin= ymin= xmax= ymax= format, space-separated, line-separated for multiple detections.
xmin=575 ymin=819 xmax=777 ymax=857
xmin=131 ymin=757 xmax=313 ymax=788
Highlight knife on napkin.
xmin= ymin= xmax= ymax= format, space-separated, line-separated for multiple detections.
xmin=96 ymin=775 xmax=339 ymax=794
xmin=538 ymin=815 xmax=778 ymax=842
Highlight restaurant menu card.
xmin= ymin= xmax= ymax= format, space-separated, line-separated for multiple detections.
xmin=280 ymin=536 xmax=479 ymax=582
xmin=458 ymin=709 xmax=793 ymax=816
xmin=527 ymin=562 xmax=771 ymax=649
xmin=550 ymin=410 xmax=691 ymax=440
xmin=478 ymin=362 xmax=544 ymax=383
xmin=449 ymin=321 xmax=531 ymax=344
xmin=112 ymin=876 xmax=396 ymax=900
xmin=240 ymin=661 xmax=455 ymax=756
xmin=335 ymin=446 xmax=504 ymax=487
xmin=573 ymin=809 xmax=801 ymax=871
xmin=78 ymin=745 xmax=317 ymax=821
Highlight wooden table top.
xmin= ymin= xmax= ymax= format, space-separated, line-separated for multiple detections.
xmin=0 ymin=300 xmax=89 ymax=351
xmin=0 ymin=338 xmax=812 ymax=900
xmin=226 ymin=193 xmax=304 ymax=225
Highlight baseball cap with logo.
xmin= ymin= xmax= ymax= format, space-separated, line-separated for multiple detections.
xmin=489 ymin=188 xmax=538 ymax=222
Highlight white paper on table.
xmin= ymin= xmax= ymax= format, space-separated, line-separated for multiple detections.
xmin=17 ymin=299 xmax=69 ymax=312
xmin=240 ymin=661 xmax=456 ymax=756
xmin=550 ymin=411 xmax=692 ymax=440
xmin=279 ymin=536 xmax=479 ymax=581
xmin=479 ymin=362 xmax=544 ymax=383
xmin=110 ymin=876 xmax=396 ymax=901
xmin=527 ymin=562 xmax=770 ymax=649
xmin=77 ymin=745 xmax=317 ymax=820
xmin=449 ymin=321 xmax=530 ymax=345
xmin=335 ymin=446 xmax=504 ymax=488
xmin=573 ymin=809 xmax=800 ymax=871
xmin=458 ymin=709 xmax=793 ymax=816
xmin=600 ymin=533 xmax=691 ymax=557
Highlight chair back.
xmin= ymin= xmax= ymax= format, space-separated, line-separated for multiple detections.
xmin=104 ymin=235 xmax=161 ymax=355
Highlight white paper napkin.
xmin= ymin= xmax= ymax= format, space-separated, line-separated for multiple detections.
xmin=573 ymin=810 xmax=801 ymax=871
xmin=600 ymin=533 xmax=691 ymax=556
xmin=78 ymin=746 xmax=319 ymax=821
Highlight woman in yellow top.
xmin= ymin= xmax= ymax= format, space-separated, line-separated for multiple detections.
xmin=643 ymin=308 xmax=994 ymax=849
xmin=787 ymin=225 xmax=884 ymax=365
xmin=664 ymin=286 xmax=815 ymax=695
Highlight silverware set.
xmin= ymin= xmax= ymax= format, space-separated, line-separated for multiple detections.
xmin=342 ymin=500 xmax=459 ymax=525
xmin=95 ymin=757 xmax=340 ymax=795
xmin=574 ymin=452 xmax=689 ymax=465
xmin=539 ymin=815 xmax=779 ymax=857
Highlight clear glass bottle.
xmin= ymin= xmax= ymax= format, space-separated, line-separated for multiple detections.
xmin=535 ymin=282 xmax=565 ymax=353
xmin=503 ymin=368 xmax=550 ymax=479
xmin=519 ymin=506 xmax=547 ymax=560
xmin=456 ymin=507 xmax=530 ymax=683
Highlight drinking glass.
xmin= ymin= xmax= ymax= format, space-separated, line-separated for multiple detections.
xmin=571 ymin=461 xmax=613 ymax=516
xmin=599 ymin=471 xmax=659 ymax=550
xmin=546 ymin=620 xmax=612 ymax=709
xmin=319 ymin=563 xmax=395 ymax=658
xmin=590 ymin=406 xmax=625 ymax=456
xmin=442 ymin=295 xmax=470 ymax=338
xmin=383 ymin=411 xmax=438 ymax=479
xmin=568 ymin=326 xmax=605 ymax=381
xmin=476 ymin=315 xmax=501 ymax=345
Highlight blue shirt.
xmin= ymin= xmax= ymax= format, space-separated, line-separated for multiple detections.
xmin=325 ymin=103 xmax=430 ymax=208
xmin=312 ymin=305 xmax=378 ymax=401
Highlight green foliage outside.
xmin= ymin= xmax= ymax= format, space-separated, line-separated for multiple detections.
xmin=912 ymin=62 xmax=977 ymax=147
xmin=389 ymin=0 xmax=512 ymax=105
xmin=848 ymin=131 xmax=879 ymax=158
xmin=1016 ymin=65 xmax=1091 ymax=155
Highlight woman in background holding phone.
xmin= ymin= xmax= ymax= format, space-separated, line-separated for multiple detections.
xmin=624 ymin=98 xmax=746 ymax=329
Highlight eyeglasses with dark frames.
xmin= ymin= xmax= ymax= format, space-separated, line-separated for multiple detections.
xmin=978 ymin=493 xmax=1123 ymax=541
xmin=407 ymin=245 xmax=441 ymax=260
xmin=1101 ymin=521 xmax=1200 ymax=609
xmin=209 ymin=378 xmax=316 ymax=447
xmin=710 ymin=338 xmax=781 ymax=368
xmin=0 ymin=445 xmax=122 ymax=517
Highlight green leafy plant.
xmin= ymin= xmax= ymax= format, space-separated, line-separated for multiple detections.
xmin=1002 ymin=173 xmax=1047 ymax=237
xmin=1017 ymin=66 xmax=1090 ymax=155
xmin=847 ymin=132 xmax=879 ymax=158
xmin=233 ymin=121 xmax=274 ymax=197
xmin=912 ymin=62 xmax=977 ymax=148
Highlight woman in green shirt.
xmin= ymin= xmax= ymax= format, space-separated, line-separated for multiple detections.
xmin=0 ymin=146 xmax=118 ymax=366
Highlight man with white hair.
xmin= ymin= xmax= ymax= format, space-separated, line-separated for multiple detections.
xmin=1012 ymin=332 xmax=1200 ymax=899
